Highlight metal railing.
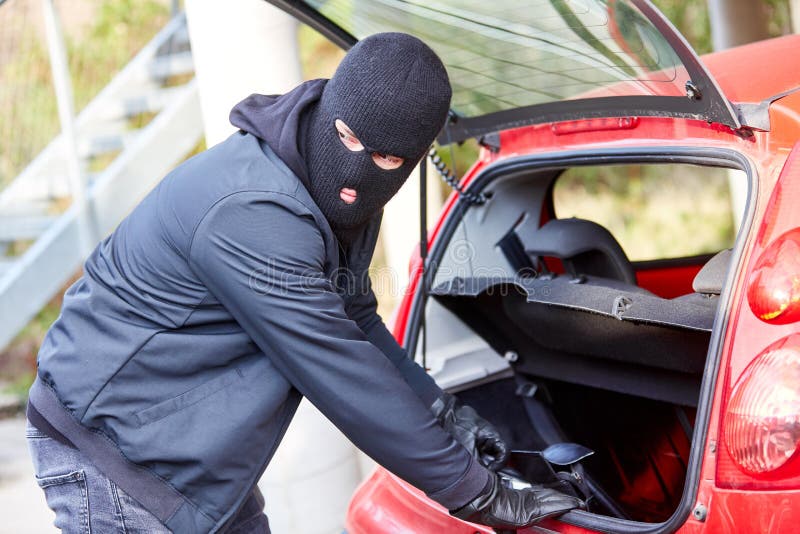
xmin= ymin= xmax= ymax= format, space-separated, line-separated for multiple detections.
xmin=0 ymin=0 xmax=203 ymax=350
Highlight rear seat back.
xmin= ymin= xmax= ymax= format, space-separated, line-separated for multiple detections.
xmin=515 ymin=217 xmax=636 ymax=284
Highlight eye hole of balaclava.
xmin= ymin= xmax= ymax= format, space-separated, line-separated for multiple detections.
xmin=323 ymin=116 xmax=411 ymax=217
xmin=334 ymin=119 xmax=405 ymax=171
xmin=302 ymin=32 xmax=452 ymax=238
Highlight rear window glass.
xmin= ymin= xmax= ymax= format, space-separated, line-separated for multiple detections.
xmin=304 ymin=0 xmax=687 ymax=119
xmin=553 ymin=163 xmax=744 ymax=262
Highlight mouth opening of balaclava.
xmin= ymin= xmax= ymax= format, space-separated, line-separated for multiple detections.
xmin=301 ymin=32 xmax=452 ymax=243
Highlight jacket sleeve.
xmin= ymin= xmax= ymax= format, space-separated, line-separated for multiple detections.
xmin=339 ymin=213 xmax=444 ymax=407
xmin=344 ymin=282 xmax=443 ymax=407
xmin=187 ymin=192 xmax=488 ymax=511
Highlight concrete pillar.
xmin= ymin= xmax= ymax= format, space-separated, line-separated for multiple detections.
xmin=707 ymin=0 xmax=770 ymax=231
xmin=185 ymin=0 xmax=303 ymax=147
xmin=260 ymin=400 xmax=364 ymax=534
xmin=707 ymin=0 xmax=771 ymax=51
xmin=382 ymin=162 xmax=443 ymax=302
xmin=185 ymin=3 xmax=362 ymax=532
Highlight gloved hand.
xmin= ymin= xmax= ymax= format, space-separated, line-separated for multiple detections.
xmin=451 ymin=473 xmax=585 ymax=529
xmin=430 ymin=392 xmax=509 ymax=471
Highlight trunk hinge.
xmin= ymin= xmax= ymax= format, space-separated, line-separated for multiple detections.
xmin=478 ymin=131 xmax=501 ymax=153
xmin=731 ymin=86 xmax=800 ymax=133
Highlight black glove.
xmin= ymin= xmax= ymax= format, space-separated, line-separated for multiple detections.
xmin=451 ymin=473 xmax=585 ymax=529
xmin=431 ymin=392 xmax=509 ymax=471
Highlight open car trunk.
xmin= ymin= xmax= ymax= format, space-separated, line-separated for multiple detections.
xmin=405 ymin=149 xmax=751 ymax=529
xmin=262 ymin=1 xmax=761 ymax=527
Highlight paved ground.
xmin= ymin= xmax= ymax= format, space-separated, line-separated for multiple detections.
xmin=0 ymin=416 xmax=56 ymax=533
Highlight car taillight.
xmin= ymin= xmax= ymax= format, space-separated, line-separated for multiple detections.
xmin=747 ymin=229 xmax=800 ymax=323
xmin=724 ymin=335 xmax=800 ymax=474
xmin=716 ymin=143 xmax=800 ymax=490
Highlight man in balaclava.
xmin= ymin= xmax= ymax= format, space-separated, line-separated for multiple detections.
xmin=26 ymin=32 xmax=582 ymax=533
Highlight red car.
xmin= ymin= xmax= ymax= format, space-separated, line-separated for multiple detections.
xmin=269 ymin=1 xmax=800 ymax=532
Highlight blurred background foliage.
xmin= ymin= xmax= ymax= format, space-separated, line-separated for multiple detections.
xmin=0 ymin=0 xmax=171 ymax=395
xmin=655 ymin=0 xmax=792 ymax=55
xmin=0 ymin=0 xmax=795 ymax=396
xmin=554 ymin=164 xmax=740 ymax=262
xmin=0 ymin=0 xmax=170 ymax=188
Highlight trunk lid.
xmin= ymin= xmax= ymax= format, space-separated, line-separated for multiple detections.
xmin=266 ymin=0 xmax=743 ymax=143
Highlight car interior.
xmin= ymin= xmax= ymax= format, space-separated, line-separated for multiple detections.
xmin=412 ymin=160 xmax=747 ymax=523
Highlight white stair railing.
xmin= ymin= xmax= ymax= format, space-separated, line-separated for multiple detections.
xmin=0 ymin=11 xmax=203 ymax=350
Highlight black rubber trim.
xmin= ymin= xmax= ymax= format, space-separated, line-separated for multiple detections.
xmin=439 ymin=95 xmax=736 ymax=145
xmin=263 ymin=0 xmax=357 ymax=50
xmin=405 ymin=146 xmax=756 ymax=534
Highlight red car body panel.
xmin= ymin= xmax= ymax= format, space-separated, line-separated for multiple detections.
xmin=347 ymin=35 xmax=800 ymax=533
xmin=635 ymin=264 xmax=705 ymax=299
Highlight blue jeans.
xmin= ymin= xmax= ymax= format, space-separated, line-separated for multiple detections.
xmin=26 ymin=418 xmax=270 ymax=533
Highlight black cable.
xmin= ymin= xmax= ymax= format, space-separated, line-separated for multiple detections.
xmin=419 ymin=154 xmax=428 ymax=371
xmin=427 ymin=146 xmax=488 ymax=206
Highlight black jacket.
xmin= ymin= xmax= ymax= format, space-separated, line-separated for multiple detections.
xmin=230 ymin=79 xmax=443 ymax=406
xmin=28 ymin=81 xmax=489 ymax=533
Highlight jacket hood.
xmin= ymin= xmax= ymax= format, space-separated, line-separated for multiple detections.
xmin=229 ymin=78 xmax=326 ymax=186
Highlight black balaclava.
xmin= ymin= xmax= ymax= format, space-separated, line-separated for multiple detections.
xmin=302 ymin=33 xmax=452 ymax=242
